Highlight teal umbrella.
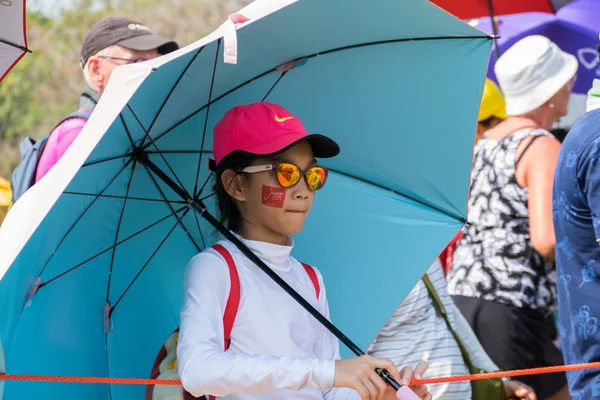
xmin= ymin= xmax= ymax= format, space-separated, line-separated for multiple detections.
xmin=0 ymin=0 xmax=492 ymax=398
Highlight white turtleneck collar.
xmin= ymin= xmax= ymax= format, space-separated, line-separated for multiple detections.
xmin=229 ymin=231 xmax=295 ymax=271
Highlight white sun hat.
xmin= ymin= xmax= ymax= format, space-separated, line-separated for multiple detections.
xmin=494 ymin=35 xmax=578 ymax=116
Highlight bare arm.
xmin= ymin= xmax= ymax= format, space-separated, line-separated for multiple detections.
xmin=515 ymin=135 xmax=561 ymax=260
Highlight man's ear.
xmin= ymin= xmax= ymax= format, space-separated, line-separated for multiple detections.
xmin=221 ymin=170 xmax=246 ymax=202
xmin=86 ymin=57 xmax=103 ymax=86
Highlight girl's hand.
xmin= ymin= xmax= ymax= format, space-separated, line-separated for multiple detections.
xmin=504 ymin=380 xmax=536 ymax=400
xmin=382 ymin=361 xmax=432 ymax=400
xmin=334 ymin=355 xmax=400 ymax=400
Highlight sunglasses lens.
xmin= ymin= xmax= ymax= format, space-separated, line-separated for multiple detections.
xmin=306 ymin=167 xmax=328 ymax=191
xmin=277 ymin=163 xmax=301 ymax=187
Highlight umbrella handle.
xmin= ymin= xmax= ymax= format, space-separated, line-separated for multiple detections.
xmin=137 ymin=153 xmax=404 ymax=392
xmin=377 ymin=369 xmax=402 ymax=391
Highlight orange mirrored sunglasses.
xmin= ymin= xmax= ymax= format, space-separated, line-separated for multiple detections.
xmin=242 ymin=162 xmax=329 ymax=191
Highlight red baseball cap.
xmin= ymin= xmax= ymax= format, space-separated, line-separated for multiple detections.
xmin=209 ymin=102 xmax=340 ymax=170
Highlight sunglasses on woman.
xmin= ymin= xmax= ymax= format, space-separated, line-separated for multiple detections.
xmin=242 ymin=162 xmax=329 ymax=191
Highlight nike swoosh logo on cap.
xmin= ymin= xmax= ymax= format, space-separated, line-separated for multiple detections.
xmin=275 ymin=115 xmax=294 ymax=123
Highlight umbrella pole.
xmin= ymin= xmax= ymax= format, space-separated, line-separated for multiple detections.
xmin=137 ymin=152 xmax=402 ymax=390
xmin=486 ymin=0 xmax=501 ymax=59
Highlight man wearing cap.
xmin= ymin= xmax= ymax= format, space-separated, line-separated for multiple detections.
xmin=34 ymin=16 xmax=178 ymax=182
xmin=552 ymin=61 xmax=600 ymax=398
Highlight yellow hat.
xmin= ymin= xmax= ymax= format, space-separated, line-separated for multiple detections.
xmin=0 ymin=176 xmax=11 ymax=225
xmin=478 ymin=78 xmax=507 ymax=122
xmin=0 ymin=177 xmax=11 ymax=207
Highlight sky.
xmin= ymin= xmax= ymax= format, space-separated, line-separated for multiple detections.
xmin=28 ymin=0 xmax=76 ymax=15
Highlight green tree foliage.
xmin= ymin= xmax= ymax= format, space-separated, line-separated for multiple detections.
xmin=0 ymin=0 xmax=250 ymax=177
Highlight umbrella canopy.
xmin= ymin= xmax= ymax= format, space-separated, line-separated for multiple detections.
xmin=430 ymin=0 xmax=574 ymax=20
xmin=0 ymin=0 xmax=492 ymax=399
xmin=558 ymin=0 xmax=597 ymax=29
xmin=468 ymin=0 xmax=600 ymax=129
xmin=0 ymin=0 xmax=30 ymax=83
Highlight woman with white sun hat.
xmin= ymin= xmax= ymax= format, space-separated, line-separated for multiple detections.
xmin=448 ymin=35 xmax=577 ymax=400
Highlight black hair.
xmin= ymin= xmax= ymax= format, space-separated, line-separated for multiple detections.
xmin=478 ymin=116 xmax=503 ymax=129
xmin=550 ymin=127 xmax=569 ymax=143
xmin=213 ymin=153 xmax=257 ymax=232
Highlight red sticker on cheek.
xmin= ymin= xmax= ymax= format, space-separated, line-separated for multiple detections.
xmin=262 ymin=185 xmax=286 ymax=208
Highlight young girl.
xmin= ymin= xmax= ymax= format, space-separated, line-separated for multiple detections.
xmin=176 ymin=102 xmax=431 ymax=400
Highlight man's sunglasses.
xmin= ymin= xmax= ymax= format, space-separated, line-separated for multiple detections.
xmin=97 ymin=55 xmax=151 ymax=64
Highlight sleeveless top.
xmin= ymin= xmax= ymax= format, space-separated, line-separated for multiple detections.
xmin=447 ymin=128 xmax=557 ymax=313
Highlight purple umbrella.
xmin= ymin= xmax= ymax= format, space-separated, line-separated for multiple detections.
xmin=469 ymin=0 xmax=599 ymax=129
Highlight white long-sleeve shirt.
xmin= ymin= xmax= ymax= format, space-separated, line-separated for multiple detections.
xmin=177 ymin=233 xmax=359 ymax=399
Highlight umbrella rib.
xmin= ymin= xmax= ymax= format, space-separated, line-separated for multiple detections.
xmin=142 ymin=46 xmax=207 ymax=147
xmin=82 ymin=154 xmax=133 ymax=167
xmin=36 ymin=159 xmax=134 ymax=279
xmin=128 ymin=105 xmax=191 ymax=198
xmin=0 ymin=37 xmax=31 ymax=53
xmin=194 ymin=38 xmax=221 ymax=196
xmin=63 ymin=191 xmax=187 ymax=204
xmin=142 ymin=68 xmax=277 ymax=150
xmin=311 ymin=35 xmax=492 ymax=56
xmin=120 ymin=113 xmax=137 ymax=148
xmin=106 ymin=160 xmax=137 ymax=305
xmin=103 ymin=115 xmax=135 ymax=400
xmin=141 ymin=163 xmax=202 ymax=252
xmin=197 ymin=171 xmax=214 ymax=197
xmin=262 ymin=70 xmax=287 ymax=101
xmin=109 ymin=208 xmax=190 ymax=317
xmin=147 ymin=150 xmax=213 ymax=155
xmin=327 ymin=167 xmax=467 ymax=223
xmin=193 ymin=172 xmax=214 ymax=248
xmin=142 ymin=34 xmax=492 ymax=149
xmin=199 ymin=192 xmax=216 ymax=202
xmin=193 ymin=210 xmax=207 ymax=249
xmin=82 ymin=151 xmax=214 ymax=168
xmin=35 ymin=206 xmax=187 ymax=290
xmin=104 ymin=346 xmax=113 ymax=400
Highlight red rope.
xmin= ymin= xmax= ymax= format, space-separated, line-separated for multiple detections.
xmin=0 ymin=374 xmax=179 ymax=385
xmin=0 ymin=362 xmax=599 ymax=386
xmin=411 ymin=362 xmax=600 ymax=386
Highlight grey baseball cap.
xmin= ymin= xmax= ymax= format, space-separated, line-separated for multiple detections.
xmin=80 ymin=16 xmax=179 ymax=67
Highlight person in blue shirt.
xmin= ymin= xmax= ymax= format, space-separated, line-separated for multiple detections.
xmin=553 ymin=77 xmax=600 ymax=399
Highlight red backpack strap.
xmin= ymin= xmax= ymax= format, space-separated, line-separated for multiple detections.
xmin=205 ymin=245 xmax=240 ymax=400
xmin=301 ymin=262 xmax=320 ymax=300
xmin=148 ymin=247 xmax=239 ymax=400
xmin=212 ymin=244 xmax=241 ymax=351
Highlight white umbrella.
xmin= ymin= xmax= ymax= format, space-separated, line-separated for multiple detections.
xmin=0 ymin=0 xmax=30 ymax=83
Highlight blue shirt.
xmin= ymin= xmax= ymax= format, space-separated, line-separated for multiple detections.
xmin=553 ymin=108 xmax=600 ymax=399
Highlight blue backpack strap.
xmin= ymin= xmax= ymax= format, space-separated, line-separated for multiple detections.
xmin=54 ymin=110 xmax=92 ymax=130
xmin=10 ymin=110 xmax=92 ymax=203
